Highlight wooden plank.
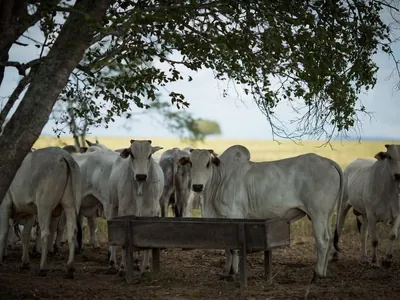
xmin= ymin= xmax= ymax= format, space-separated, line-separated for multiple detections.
xmin=108 ymin=219 xmax=126 ymax=246
xmin=128 ymin=222 xmax=242 ymax=249
xmin=238 ymin=223 xmax=247 ymax=288
xmin=108 ymin=217 xmax=290 ymax=251
xmin=152 ymin=248 xmax=160 ymax=275
xmin=124 ymin=221 xmax=134 ymax=283
xmin=264 ymin=250 xmax=272 ymax=282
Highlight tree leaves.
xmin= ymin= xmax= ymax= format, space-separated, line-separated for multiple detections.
xmin=19 ymin=0 xmax=394 ymax=140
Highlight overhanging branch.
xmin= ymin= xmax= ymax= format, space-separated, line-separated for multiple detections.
xmin=0 ymin=58 xmax=43 ymax=76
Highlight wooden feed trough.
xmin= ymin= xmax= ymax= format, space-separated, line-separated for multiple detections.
xmin=107 ymin=216 xmax=290 ymax=288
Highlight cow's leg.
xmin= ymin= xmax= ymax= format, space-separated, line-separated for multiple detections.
xmin=33 ymin=224 xmax=41 ymax=255
xmin=141 ymin=249 xmax=151 ymax=278
xmin=360 ymin=214 xmax=369 ymax=263
xmin=87 ymin=216 xmax=100 ymax=248
xmin=323 ymin=215 xmax=334 ymax=277
xmin=48 ymin=215 xmax=60 ymax=254
xmin=62 ymin=206 xmax=77 ymax=279
xmin=37 ymin=209 xmax=52 ymax=276
xmin=160 ymin=190 xmax=173 ymax=218
xmin=382 ymin=214 xmax=400 ymax=268
xmin=331 ymin=203 xmax=351 ymax=261
xmin=220 ymin=249 xmax=233 ymax=279
xmin=229 ymin=249 xmax=239 ymax=281
xmin=366 ymin=212 xmax=380 ymax=267
xmin=0 ymin=203 xmax=12 ymax=263
xmin=54 ymin=212 xmax=67 ymax=252
xmin=311 ymin=217 xmax=330 ymax=282
xmin=107 ymin=204 xmax=118 ymax=272
xmin=20 ymin=216 xmax=35 ymax=270
xmin=133 ymin=251 xmax=140 ymax=271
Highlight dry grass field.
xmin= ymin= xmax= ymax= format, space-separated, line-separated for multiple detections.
xmin=1 ymin=136 xmax=398 ymax=299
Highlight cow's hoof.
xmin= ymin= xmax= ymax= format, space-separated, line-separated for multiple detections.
xmin=381 ymin=258 xmax=392 ymax=269
xmin=38 ymin=269 xmax=48 ymax=277
xmin=19 ymin=263 xmax=30 ymax=271
xmin=134 ymin=264 xmax=141 ymax=272
xmin=106 ymin=267 xmax=117 ymax=275
xmin=370 ymin=261 xmax=381 ymax=269
xmin=92 ymin=244 xmax=101 ymax=249
xmin=7 ymin=245 xmax=12 ymax=251
xmin=65 ymin=268 xmax=75 ymax=279
xmin=31 ymin=251 xmax=40 ymax=258
xmin=330 ymin=253 xmax=339 ymax=262
xmin=218 ymin=272 xmax=229 ymax=280
xmin=141 ymin=270 xmax=153 ymax=281
xmin=48 ymin=251 xmax=56 ymax=257
xmin=310 ymin=271 xmax=323 ymax=284
xmin=118 ymin=269 xmax=126 ymax=277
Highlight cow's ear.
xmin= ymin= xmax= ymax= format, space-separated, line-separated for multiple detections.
xmin=374 ymin=151 xmax=388 ymax=160
xmin=120 ymin=148 xmax=131 ymax=159
xmin=147 ymin=140 xmax=152 ymax=144
xmin=130 ymin=139 xmax=135 ymax=144
xmin=80 ymin=147 xmax=88 ymax=153
xmin=189 ymin=148 xmax=194 ymax=153
xmin=212 ymin=157 xmax=221 ymax=166
xmin=86 ymin=139 xmax=96 ymax=147
xmin=178 ymin=157 xmax=191 ymax=166
xmin=151 ymin=146 xmax=163 ymax=154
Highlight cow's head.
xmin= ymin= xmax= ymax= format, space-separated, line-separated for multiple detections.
xmin=374 ymin=144 xmax=400 ymax=181
xmin=120 ymin=139 xmax=163 ymax=182
xmin=184 ymin=149 xmax=220 ymax=194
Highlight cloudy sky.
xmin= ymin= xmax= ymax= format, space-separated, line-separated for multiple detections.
xmin=1 ymin=8 xmax=399 ymax=141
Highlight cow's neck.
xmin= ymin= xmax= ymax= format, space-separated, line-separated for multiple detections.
xmin=201 ymin=163 xmax=229 ymax=218
xmin=375 ymin=160 xmax=400 ymax=219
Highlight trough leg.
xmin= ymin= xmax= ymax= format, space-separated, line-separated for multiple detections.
xmin=239 ymin=246 xmax=247 ymax=288
xmin=238 ymin=223 xmax=247 ymax=288
xmin=152 ymin=248 xmax=160 ymax=276
xmin=264 ymin=250 xmax=272 ymax=282
xmin=124 ymin=221 xmax=134 ymax=283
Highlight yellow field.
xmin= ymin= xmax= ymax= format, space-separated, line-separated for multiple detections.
xmin=36 ymin=135 xmax=398 ymax=241
xmin=34 ymin=135 xmax=398 ymax=169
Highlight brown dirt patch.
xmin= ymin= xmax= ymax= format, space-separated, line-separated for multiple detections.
xmin=1 ymin=235 xmax=399 ymax=300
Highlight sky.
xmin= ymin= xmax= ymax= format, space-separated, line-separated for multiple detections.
xmin=0 ymin=7 xmax=399 ymax=141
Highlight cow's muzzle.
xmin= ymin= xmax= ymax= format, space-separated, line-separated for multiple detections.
xmin=395 ymin=173 xmax=400 ymax=181
xmin=136 ymin=174 xmax=148 ymax=182
xmin=192 ymin=184 xmax=203 ymax=193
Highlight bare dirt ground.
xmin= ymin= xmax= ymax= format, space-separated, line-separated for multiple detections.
xmin=1 ymin=234 xmax=400 ymax=300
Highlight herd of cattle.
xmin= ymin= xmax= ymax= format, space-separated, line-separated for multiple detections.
xmin=0 ymin=139 xmax=399 ymax=283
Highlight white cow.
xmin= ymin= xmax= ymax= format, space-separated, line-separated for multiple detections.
xmin=0 ymin=147 xmax=81 ymax=278
xmin=333 ymin=144 xmax=400 ymax=267
xmin=186 ymin=145 xmax=343 ymax=282
xmin=159 ymin=148 xmax=193 ymax=217
xmin=108 ymin=139 xmax=164 ymax=276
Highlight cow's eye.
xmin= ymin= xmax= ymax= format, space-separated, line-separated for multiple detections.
xmin=206 ymin=161 xmax=210 ymax=168
xmin=148 ymin=154 xmax=151 ymax=159
xmin=130 ymin=153 xmax=135 ymax=159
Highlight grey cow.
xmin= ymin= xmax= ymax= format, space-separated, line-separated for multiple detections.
xmin=187 ymin=145 xmax=344 ymax=282
xmin=159 ymin=148 xmax=193 ymax=217
xmin=108 ymin=139 xmax=164 ymax=276
xmin=333 ymin=144 xmax=400 ymax=267
xmin=0 ymin=147 xmax=82 ymax=278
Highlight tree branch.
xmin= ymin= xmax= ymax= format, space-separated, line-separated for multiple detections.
xmin=0 ymin=75 xmax=32 ymax=129
xmin=0 ymin=58 xmax=43 ymax=76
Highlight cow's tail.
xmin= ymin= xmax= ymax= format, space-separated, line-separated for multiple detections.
xmin=331 ymin=160 xmax=344 ymax=253
xmin=62 ymin=154 xmax=83 ymax=251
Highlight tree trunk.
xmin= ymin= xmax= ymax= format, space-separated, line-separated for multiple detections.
xmin=0 ymin=0 xmax=111 ymax=204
